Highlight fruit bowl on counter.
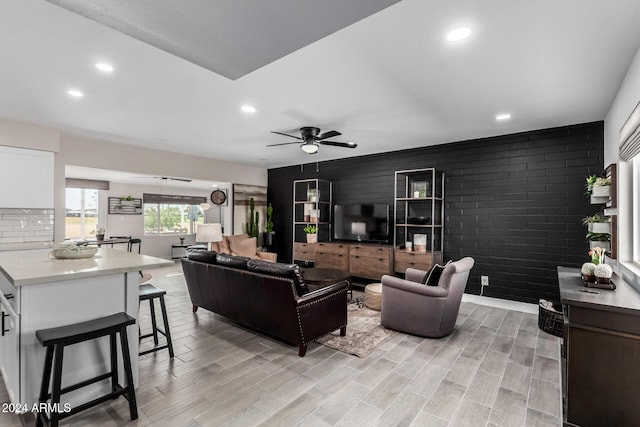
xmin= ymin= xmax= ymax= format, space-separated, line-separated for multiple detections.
xmin=49 ymin=243 xmax=99 ymax=259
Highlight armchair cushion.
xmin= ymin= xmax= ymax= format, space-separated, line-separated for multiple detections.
xmin=256 ymin=250 xmax=277 ymax=262
xmin=230 ymin=236 xmax=258 ymax=258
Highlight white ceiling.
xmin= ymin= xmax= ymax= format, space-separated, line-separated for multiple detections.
xmin=1 ymin=0 xmax=640 ymax=170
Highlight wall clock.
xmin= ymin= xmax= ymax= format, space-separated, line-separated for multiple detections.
xmin=210 ymin=189 xmax=227 ymax=205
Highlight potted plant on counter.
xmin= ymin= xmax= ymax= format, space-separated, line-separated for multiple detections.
xmin=303 ymin=225 xmax=317 ymax=243
xmin=92 ymin=227 xmax=105 ymax=241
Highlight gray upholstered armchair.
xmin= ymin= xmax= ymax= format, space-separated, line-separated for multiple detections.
xmin=380 ymin=257 xmax=475 ymax=337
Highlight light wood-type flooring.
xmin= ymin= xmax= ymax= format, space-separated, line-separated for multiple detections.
xmin=0 ymin=262 xmax=561 ymax=426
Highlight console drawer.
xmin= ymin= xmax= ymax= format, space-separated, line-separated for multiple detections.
xmin=350 ymin=245 xmax=391 ymax=259
xmin=293 ymin=242 xmax=315 ymax=261
xmin=315 ymin=242 xmax=349 ymax=255
xmin=394 ymin=251 xmax=441 ymax=273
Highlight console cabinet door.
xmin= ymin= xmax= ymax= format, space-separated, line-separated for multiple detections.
xmin=349 ymin=245 xmax=392 ymax=280
xmin=0 ymin=292 xmax=20 ymax=404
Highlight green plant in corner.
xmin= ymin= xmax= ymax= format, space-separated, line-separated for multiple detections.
xmin=265 ymin=203 xmax=274 ymax=233
xmin=244 ymin=197 xmax=260 ymax=241
xmin=303 ymin=225 xmax=317 ymax=234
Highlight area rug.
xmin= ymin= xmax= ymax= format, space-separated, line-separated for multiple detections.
xmin=315 ymin=300 xmax=397 ymax=357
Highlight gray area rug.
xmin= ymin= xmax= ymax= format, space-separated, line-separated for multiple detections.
xmin=315 ymin=303 xmax=398 ymax=357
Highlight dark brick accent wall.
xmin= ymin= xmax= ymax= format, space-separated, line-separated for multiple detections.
xmin=268 ymin=122 xmax=604 ymax=303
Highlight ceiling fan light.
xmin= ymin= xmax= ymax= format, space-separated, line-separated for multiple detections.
xmin=301 ymin=143 xmax=319 ymax=154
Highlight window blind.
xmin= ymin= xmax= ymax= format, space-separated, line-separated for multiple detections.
xmin=143 ymin=193 xmax=206 ymax=205
xmin=65 ymin=178 xmax=110 ymax=190
xmin=620 ymin=100 xmax=640 ymax=161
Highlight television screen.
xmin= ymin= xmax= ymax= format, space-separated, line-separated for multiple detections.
xmin=333 ymin=204 xmax=390 ymax=243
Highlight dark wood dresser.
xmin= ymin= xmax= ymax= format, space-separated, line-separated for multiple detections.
xmin=558 ymin=266 xmax=640 ymax=427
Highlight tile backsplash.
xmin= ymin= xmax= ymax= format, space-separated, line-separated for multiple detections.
xmin=0 ymin=208 xmax=54 ymax=244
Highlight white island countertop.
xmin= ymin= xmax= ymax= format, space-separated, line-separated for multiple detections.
xmin=0 ymin=247 xmax=174 ymax=286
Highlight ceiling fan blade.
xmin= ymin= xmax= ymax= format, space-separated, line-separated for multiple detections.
xmin=270 ymin=131 xmax=302 ymax=140
xmin=317 ymin=130 xmax=341 ymax=140
xmin=165 ymin=177 xmax=192 ymax=182
xmin=319 ymin=140 xmax=357 ymax=149
xmin=266 ymin=141 xmax=302 ymax=147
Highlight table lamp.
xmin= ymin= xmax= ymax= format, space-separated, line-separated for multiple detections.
xmin=195 ymin=223 xmax=223 ymax=251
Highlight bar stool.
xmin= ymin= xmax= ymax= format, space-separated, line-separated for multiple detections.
xmin=35 ymin=312 xmax=137 ymax=427
xmin=139 ymin=283 xmax=174 ymax=357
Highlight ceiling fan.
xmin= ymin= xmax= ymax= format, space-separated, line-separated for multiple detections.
xmin=131 ymin=176 xmax=192 ymax=182
xmin=267 ymin=127 xmax=357 ymax=154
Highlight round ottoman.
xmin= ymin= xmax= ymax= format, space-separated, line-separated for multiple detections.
xmin=364 ymin=283 xmax=383 ymax=311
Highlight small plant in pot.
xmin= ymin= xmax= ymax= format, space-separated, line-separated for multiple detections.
xmin=581 ymin=262 xmax=597 ymax=283
xmin=303 ymin=225 xmax=317 ymax=243
xmin=586 ymin=232 xmax=610 ymax=251
xmin=594 ymin=263 xmax=613 ymax=285
xmin=91 ymin=227 xmax=106 ymax=241
xmin=582 ymin=213 xmax=611 ymax=234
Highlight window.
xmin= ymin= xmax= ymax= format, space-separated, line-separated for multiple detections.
xmin=142 ymin=193 xmax=207 ymax=235
xmin=65 ymin=188 xmax=100 ymax=239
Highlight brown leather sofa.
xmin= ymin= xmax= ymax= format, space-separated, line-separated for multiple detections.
xmin=181 ymin=251 xmax=348 ymax=356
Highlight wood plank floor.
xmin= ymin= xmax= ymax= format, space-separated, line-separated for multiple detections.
xmin=0 ymin=263 xmax=561 ymax=426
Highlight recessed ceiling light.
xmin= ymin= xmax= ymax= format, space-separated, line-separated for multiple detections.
xmin=241 ymin=105 xmax=257 ymax=113
xmin=446 ymin=27 xmax=471 ymax=42
xmin=211 ymin=184 xmax=218 ymax=187
xmin=496 ymin=113 xmax=512 ymax=121
xmin=67 ymin=89 xmax=84 ymax=98
xmin=95 ymin=63 xmax=114 ymax=73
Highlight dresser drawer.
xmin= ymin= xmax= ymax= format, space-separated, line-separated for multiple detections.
xmin=349 ymin=245 xmax=391 ymax=259
xmin=293 ymin=242 xmax=315 ymax=261
xmin=315 ymin=252 xmax=349 ymax=270
xmin=394 ymin=251 xmax=441 ymax=273
xmin=316 ymin=242 xmax=349 ymax=255
xmin=349 ymin=255 xmax=391 ymax=280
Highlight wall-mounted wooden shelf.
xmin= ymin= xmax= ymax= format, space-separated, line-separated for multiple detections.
xmin=108 ymin=197 xmax=142 ymax=215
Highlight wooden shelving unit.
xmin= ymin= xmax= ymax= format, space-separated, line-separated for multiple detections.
xmin=108 ymin=197 xmax=142 ymax=215
xmin=393 ymin=168 xmax=444 ymax=272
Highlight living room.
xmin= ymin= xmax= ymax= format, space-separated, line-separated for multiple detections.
xmin=1 ymin=1 xmax=640 ymax=426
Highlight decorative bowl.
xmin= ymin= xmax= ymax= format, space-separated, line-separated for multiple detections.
xmin=50 ymin=245 xmax=99 ymax=259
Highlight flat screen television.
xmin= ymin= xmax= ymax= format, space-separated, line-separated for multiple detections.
xmin=333 ymin=203 xmax=390 ymax=244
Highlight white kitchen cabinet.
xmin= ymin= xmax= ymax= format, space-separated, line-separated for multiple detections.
xmin=0 ymin=145 xmax=54 ymax=209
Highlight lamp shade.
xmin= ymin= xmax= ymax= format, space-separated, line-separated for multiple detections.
xmin=196 ymin=223 xmax=222 ymax=244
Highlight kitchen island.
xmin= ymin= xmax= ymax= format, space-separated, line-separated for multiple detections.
xmin=0 ymin=247 xmax=173 ymax=410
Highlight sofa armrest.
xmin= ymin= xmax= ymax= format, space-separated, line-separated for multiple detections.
xmin=296 ymin=280 xmax=348 ymax=350
xmin=381 ymin=275 xmax=448 ymax=298
xmin=256 ymin=250 xmax=277 ymax=262
xmin=405 ymin=268 xmax=428 ymax=283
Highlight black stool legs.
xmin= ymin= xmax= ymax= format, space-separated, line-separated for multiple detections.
xmin=35 ymin=313 xmax=137 ymax=427
xmin=139 ymin=284 xmax=174 ymax=358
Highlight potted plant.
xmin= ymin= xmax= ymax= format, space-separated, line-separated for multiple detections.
xmin=120 ymin=195 xmax=136 ymax=206
xmin=586 ymin=232 xmax=610 ymax=251
xmin=303 ymin=225 xmax=317 ymax=243
xmin=594 ymin=263 xmax=613 ymax=285
xmin=92 ymin=227 xmax=105 ymax=241
xmin=263 ymin=203 xmax=275 ymax=248
xmin=585 ymin=175 xmax=611 ymax=203
xmin=582 ymin=213 xmax=611 ymax=234
xmin=581 ymin=262 xmax=597 ymax=282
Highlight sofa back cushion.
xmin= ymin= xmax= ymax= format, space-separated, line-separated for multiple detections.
xmin=187 ymin=250 xmax=218 ymax=264
xmin=246 ymin=259 xmax=309 ymax=296
xmin=216 ymin=253 xmax=250 ymax=269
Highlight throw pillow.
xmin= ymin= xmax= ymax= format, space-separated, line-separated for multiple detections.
xmin=215 ymin=253 xmax=250 ymax=269
xmin=230 ymin=236 xmax=258 ymax=258
xmin=422 ymin=260 xmax=452 ymax=286
xmin=217 ymin=235 xmax=233 ymax=254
